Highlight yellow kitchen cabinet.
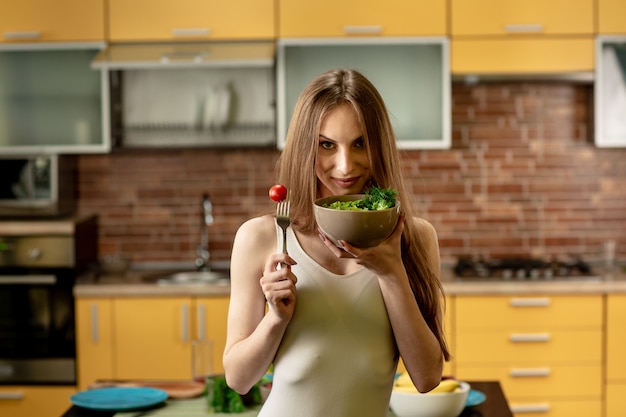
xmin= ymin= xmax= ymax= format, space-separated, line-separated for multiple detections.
xmin=108 ymin=0 xmax=275 ymax=42
xmin=75 ymin=298 xmax=114 ymax=390
xmin=450 ymin=0 xmax=594 ymax=74
xmin=598 ymin=0 xmax=626 ymax=33
xmin=112 ymin=297 xmax=194 ymax=380
xmin=451 ymin=0 xmax=593 ymax=36
xmin=76 ymin=296 xmax=229 ymax=384
xmin=455 ymin=295 xmax=603 ymax=417
xmin=606 ymin=294 xmax=626 ymax=417
xmin=278 ymin=0 xmax=446 ymax=37
xmin=451 ymin=38 xmax=594 ymax=75
xmin=0 ymin=386 xmax=76 ymax=417
xmin=0 ymin=0 xmax=104 ymax=43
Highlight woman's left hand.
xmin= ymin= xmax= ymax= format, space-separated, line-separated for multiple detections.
xmin=318 ymin=214 xmax=406 ymax=278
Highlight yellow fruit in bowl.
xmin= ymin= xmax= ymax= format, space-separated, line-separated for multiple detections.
xmin=393 ymin=373 xmax=461 ymax=394
xmin=429 ymin=379 xmax=461 ymax=394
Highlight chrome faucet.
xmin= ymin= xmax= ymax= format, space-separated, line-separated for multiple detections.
xmin=195 ymin=193 xmax=214 ymax=271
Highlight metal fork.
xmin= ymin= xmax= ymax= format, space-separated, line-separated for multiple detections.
xmin=276 ymin=198 xmax=291 ymax=259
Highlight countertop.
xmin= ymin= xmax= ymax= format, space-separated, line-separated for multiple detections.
xmin=74 ymin=267 xmax=626 ymax=298
xmin=60 ymin=381 xmax=512 ymax=417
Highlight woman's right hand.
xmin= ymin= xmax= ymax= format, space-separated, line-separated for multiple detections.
xmin=260 ymin=254 xmax=298 ymax=321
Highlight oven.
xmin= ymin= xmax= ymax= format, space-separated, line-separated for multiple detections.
xmin=0 ymin=216 xmax=97 ymax=385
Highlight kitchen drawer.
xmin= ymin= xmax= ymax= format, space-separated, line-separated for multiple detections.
xmin=456 ymin=329 xmax=602 ymax=364
xmin=451 ymin=0 xmax=593 ymax=36
xmin=0 ymin=386 xmax=76 ymax=417
xmin=508 ymin=399 xmax=601 ymax=417
xmin=279 ymin=0 xmax=446 ymax=37
xmin=456 ymin=364 xmax=601 ymax=398
xmin=451 ymin=38 xmax=594 ymax=75
xmin=607 ymin=294 xmax=626 ymax=380
xmin=456 ymin=295 xmax=602 ymax=330
xmin=606 ymin=383 xmax=626 ymax=417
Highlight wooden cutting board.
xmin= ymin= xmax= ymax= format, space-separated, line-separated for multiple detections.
xmin=89 ymin=380 xmax=205 ymax=399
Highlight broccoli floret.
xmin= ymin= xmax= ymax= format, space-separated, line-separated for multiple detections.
xmin=363 ymin=186 xmax=397 ymax=210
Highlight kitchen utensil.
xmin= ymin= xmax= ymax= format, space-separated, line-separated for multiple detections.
xmin=70 ymin=387 xmax=168 ymax=411
xmin=275 ymin=198 xmax=291 ymax=260
xmin=465 ymin=389 xmax=486 ymax=407
xmin=192 ymin=339 xmax=214 ymax=383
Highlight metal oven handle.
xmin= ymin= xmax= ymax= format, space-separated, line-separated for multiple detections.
xmin=0 ymin=275 xmax=57 ymax=285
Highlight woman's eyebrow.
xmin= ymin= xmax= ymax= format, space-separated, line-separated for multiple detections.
xmin=318 ymin=134 xmax=335 ymax=141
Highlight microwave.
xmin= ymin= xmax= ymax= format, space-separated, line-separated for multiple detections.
xmin=0 ymin=155 xmax=75 ymax=217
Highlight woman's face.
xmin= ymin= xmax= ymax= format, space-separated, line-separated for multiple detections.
xmin=315 ymin=103 xmax=371 ymax=198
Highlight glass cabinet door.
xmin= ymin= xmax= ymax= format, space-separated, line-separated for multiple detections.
xmin=595 ymin=37 xmax=626 ymax=148
xmin=0 ymin=46 xmax=109 ymax=154
xmin=277 ymin=38 xmax=450 ymax=150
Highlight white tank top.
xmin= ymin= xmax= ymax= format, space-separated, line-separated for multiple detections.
xmin=258 ymin=225 xmax=398 ymax=417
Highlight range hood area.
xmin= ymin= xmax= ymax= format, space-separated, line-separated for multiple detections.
xmin=91 ymin=41 xmax=276 ymax=148
xmin=91 ymin=41 xmax=274 ymax=69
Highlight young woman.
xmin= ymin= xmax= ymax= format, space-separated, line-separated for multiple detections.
xmin=223 ymin=69 xmax=450 ymax=417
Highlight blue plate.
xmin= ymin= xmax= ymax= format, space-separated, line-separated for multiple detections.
xmin=466 ymin=389 xmax=486 ymax=407
xmin=70 ymin=387 xmax=168 ymax=411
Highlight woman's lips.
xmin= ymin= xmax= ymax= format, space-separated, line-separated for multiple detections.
xmin=333 ymin=177 xmax=360 ymax=188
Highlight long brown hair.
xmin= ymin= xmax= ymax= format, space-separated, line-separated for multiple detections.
xmin=277 ymin=68 xmax=450 ymax=361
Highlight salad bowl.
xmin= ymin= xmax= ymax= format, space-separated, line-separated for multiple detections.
xmin=314 ymin=194 xmax=400 ymax=248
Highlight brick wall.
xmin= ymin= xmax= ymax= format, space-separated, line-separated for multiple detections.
xmin=76 ymin=82 xmax=626 ymax=266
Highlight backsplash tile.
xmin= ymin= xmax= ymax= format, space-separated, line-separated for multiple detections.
xmin=76 ymin=82 xmax=625 ymax=266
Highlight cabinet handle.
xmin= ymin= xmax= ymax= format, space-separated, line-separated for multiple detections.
xmin=160 ymin=51 xmax=209 ymax=64
xmin=509 ymin=368 xmax=551 ymax=377
xmin=504 ymin=24 xmax=544 ymax=33
xmin=3 ymin=31 xmax=41 ymax=40
xmin=510 ymin=403 xmax=551 ymax=413
xmin=509 ymin=297 xmax=551 ymax=307
xmin=509 ymin=333 xmax=550 ymax=343
xmin=172 ymin=28 xmax=211 ymax=37
xmin=343 ymin=25 xmax=383 ymax=35
xmin=90 ymin=304 xmax=99 ymax=343
xmin=181 ymin=303 xmax=190 ymax=342
xmin=197 ymin=304 xmax=206 ymax=341
xmin=0 ymin=392 xmax=24 ymax=400
xmin=0 ymin=275 xmax=56 ymax=285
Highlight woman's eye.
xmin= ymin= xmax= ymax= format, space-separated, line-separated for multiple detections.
xmin=319 ymin=141 xmax=334 ymax=150
xmin=354 ymin=138 xmax=366 ymax=148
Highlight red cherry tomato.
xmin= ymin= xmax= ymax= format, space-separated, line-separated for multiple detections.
xmin=269 ymin=184 xmax=288 ymax=202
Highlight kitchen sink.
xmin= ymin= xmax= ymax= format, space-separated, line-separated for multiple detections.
xmin=154 ymin=271 xmax=230 ymax=286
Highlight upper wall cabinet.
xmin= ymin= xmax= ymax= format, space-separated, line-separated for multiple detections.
xmin=0 ymin=1 xmax=105 ymax=43
xmin=450 ymin=0 xmax=594 ymax=75
xmin=0 ymin=47 xmax=110 ymax=154
xmin=277 ymin=38 xmax=450 ymax=150
xmin=108 ymin=0 xmax=275 ymax=42
xmin=598 ymin=0 xmax=626 ymax=34
xmin=595 ymin=37 xmax=626 ymax=147
xmin=278 ymin=0 xmax=446 ymax=37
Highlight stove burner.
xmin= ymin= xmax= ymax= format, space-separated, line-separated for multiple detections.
xmin=454 ymin=257 xmax=595 ymax=281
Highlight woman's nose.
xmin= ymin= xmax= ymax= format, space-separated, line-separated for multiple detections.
xmin=335 ymin=148 xmax=355 ymax=174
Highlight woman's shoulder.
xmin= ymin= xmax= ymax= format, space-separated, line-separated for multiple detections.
xmin=410 ymin=216 xmax=437 ymax=238
xmin=233 ymin=214 xmax=277 ymax=249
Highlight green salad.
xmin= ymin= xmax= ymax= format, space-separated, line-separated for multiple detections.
xmin=323 ymin=186 xmax=397 ymax=211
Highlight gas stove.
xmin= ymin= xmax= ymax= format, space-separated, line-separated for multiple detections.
xmin=453 ymin=257 xmax=600 ymax=281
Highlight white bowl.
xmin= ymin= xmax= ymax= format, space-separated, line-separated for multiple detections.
xmin=389 ymin=381 xmax=470 ymax=417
